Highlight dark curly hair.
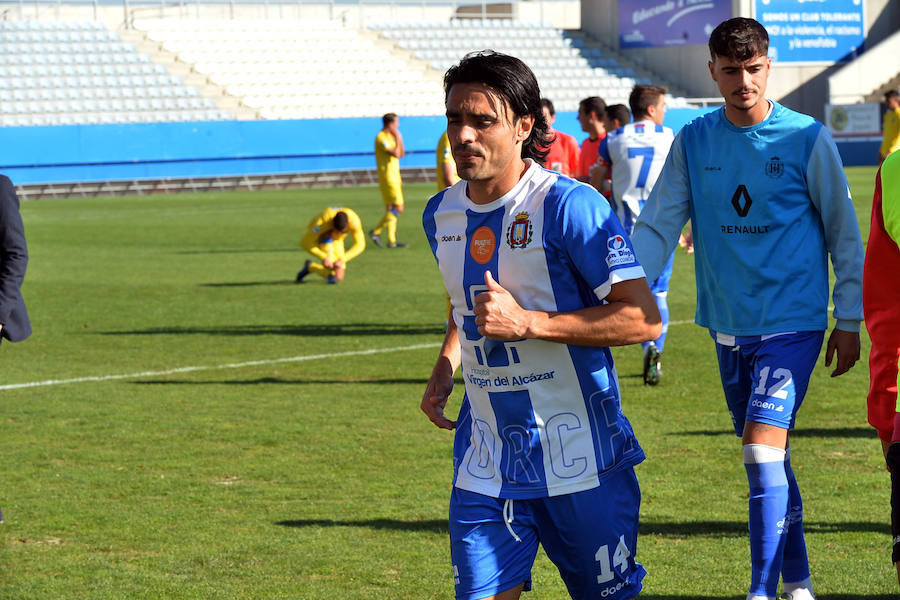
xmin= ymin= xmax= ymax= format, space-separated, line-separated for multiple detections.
xmin=444 ymin=50 xmax=550 ymax=163
xmin=708 ymin=17 xmax=769 ymax=62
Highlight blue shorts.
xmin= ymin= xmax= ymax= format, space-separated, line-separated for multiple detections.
xmin=449 ymin=468 xmax=645 ymax=600
xmin=711 ymin=330 xmax=824 ymax=436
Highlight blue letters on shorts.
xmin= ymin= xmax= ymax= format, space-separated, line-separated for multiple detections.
xmin=449 ymin=467 xmax=645 ymax=600
xmin=711 ymin=330 xmax=825 ymax=436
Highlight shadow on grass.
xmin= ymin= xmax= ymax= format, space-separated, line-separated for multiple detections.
xmin=175 ymin=248 xmax=297 ymax=255
xmin=641 ymin=596 xmax=898 ymax=600
xmin=275 ymin=518 xmax=886 ymax=538
xmin=640 ymin=520 xmax=888 ymax=537
xmin=133 ymin=377 xmax=429 ymax=386
xmin=639 ymin=596 xmax=743 ymax=599
xmin=814 ymin=596 xmax=899 ymax=599
xmin=99 ymin=323 xmax=446 ymax=337
xmin=674 ymin=427 xmax=877 ymax=439
xmin=275 ymin=518 xmax=448 ymax=534
xmin=199 ymin=280 xmax=297 ymax=287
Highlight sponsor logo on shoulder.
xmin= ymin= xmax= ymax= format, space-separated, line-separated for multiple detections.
xmin=606 ymin=234 xmax=635 ymax=267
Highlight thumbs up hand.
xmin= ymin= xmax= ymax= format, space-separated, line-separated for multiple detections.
xmin=473 ymin=270 xmax=533 ymax=340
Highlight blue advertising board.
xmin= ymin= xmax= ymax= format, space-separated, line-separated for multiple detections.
xmin=755 ymin=0 xmax=864 ymax=63
xmin=619 ymin=0 xmax=731 ymax=48
xmin=0 ymin=109 xmax=718 ymax=185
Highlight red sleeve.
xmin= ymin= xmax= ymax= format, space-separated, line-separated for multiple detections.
xmin=864 ymin=167 xmax=900 ymax=442
xmin=567 ymin=135 xmax=580 ymax=178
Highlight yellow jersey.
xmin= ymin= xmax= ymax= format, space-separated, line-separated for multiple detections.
xmin=375 ymin=129 xmax=403 ymax=204
xmin=882 ymin=107 xmax=900 ymax=158
xmin=300 ymin=206 xmax=366 ymax=263
xmin=436 ymin=131 xmax=458 ymax=191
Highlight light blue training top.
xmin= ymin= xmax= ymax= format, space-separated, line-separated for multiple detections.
xmin=631 ymin=101 xmax=864 ymax=336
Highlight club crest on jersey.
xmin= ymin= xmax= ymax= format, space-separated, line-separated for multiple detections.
xmin=606 ymin=234 xmax=635 ymax=267
xmin=506 ymin=212 xmax=533 ymax=249
xmin=765 ymin=156 xmax=784 ymax=179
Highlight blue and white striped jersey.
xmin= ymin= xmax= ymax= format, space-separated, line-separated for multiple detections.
xmin=632 ymin=102 xmax=864 ymax=336
xmin=598 ymin=120 xmax=675 ymax=232
xmin=422 ymin=160 xmax=647 ymax=499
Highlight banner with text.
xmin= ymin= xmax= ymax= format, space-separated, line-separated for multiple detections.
xmin=755 ymin=0 xmax=864 ymax=63
xmin=618 ymin=0 xmax=731 ymax=48
xmin=825 ymin=103 xmax=881 ymax=137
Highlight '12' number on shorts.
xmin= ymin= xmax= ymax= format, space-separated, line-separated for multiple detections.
xmin=753 ymin=366 xmax=793 ymax=400
xmin=596 ymin=535 xmax=631 ymax=583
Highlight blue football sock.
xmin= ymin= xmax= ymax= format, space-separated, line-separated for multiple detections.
xmin=654 ymin=293 xmax=669 ymax=353
xmin=743 ymin=444 xmax=789 ymax=598
xmin=781 ymin=449 xmax=811 ymax=586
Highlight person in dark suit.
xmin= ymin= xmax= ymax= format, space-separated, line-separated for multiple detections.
xmin=0 ymin=174 xmax=29 ymax=523
xmin=0 ymin=174 xmax=31 ymax=345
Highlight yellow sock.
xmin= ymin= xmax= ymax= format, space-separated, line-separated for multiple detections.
xmin=373 ymin=213 xmax=389 ymax=235
xmin=385 ymin=211 xmax=398 ymax=245
xmin=308 ymin=262 xmax=332 ymax=279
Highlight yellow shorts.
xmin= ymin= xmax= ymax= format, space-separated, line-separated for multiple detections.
xmin=380 ymin=182 xmax=404 ymax=206
xmin=315 ymin=241 xmax=345 ymax=263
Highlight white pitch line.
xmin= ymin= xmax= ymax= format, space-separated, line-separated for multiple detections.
xmin=0 ymin=319 xmax=712 ymax=392
xmin=0 ymin=342 xmax=441 ymax=391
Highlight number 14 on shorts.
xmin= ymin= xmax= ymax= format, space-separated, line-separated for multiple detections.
xmin=596 ymin=535 xmax=631 ymax=583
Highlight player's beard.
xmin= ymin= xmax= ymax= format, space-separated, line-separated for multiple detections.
xmin=731 ymin=88 xmax=760 ymax=111
xmin=453 ymin=144 xmax=486 ymax=181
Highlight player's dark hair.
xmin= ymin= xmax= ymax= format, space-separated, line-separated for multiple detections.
xmin=578 ymin=96 xmax=607 ymax=120
xmin=382 ymin=113 xmax=397 ymax=127
xmin=444 ymin=50 xmax=550 ymax=162
xmin=708 ymin=17 xmax=769 ymax=62
xmin=606 ymin=103 xmax=632 ymax=128
xmin=886 ymin=90 xmax=900 ymax=102
xmin=332 ymin=211 xmax=349 ymax=232
xmin=629 ymin=85 xmax=667 ymax=120
xmin=540 ymin=97 xmax=555 ymax=116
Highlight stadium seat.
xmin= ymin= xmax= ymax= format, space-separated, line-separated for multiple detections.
xmin=0 ymin=18 xmax=233 ymax=127
xmin=360 ymin=18 xmax=682 ymax=113
xmin=0 ymin=16 xmax=684 ymax=125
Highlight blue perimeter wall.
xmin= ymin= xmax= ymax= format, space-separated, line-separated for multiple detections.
xmin=0 ymin=107 xmax=877 ymax=186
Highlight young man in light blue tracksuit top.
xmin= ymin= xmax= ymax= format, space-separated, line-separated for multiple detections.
xmin=631 ymin=17 xmax=864 ymax=600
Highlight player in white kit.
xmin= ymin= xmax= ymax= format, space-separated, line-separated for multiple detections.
xmin=421 ymin=51 xmax=662 ymax=600
xmin=592 ymin=84 xmax=675 ymax=385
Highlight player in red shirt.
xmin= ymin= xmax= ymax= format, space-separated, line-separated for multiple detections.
xmin=864 ymin=152 xmax=900 ymax=586
xmin=576 ymin=96 xmax=607 ymax=182
xmin=538 ymin=98 xmax=580 ymax=177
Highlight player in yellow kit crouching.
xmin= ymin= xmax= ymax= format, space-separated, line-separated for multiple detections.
xmin=296 ymin=206 xmax=366 ymax=284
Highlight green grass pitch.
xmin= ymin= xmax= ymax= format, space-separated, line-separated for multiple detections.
xmin=0 ymin=166 xmax=896 ymax=598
